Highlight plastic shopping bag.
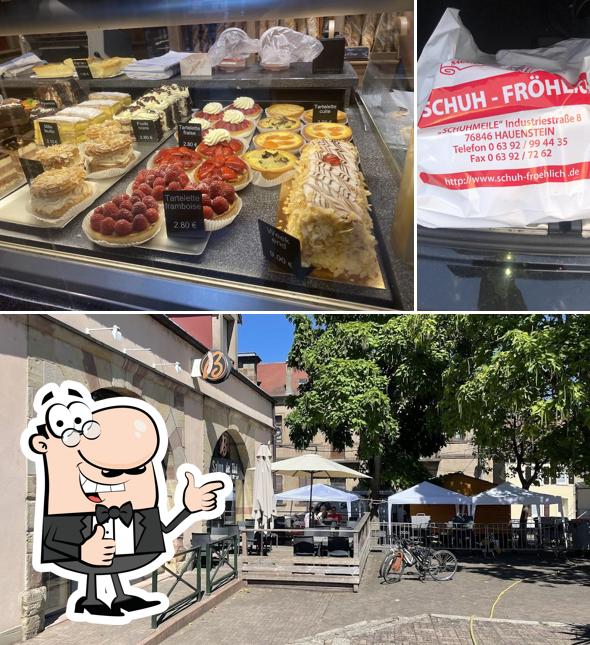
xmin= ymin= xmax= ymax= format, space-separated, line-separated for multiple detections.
xmin=259 ymin=27 xmax=323 ymax=69
xmin=417 ymin=9 xmax=590 ymax=229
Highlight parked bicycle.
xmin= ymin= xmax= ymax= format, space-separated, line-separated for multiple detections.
xmin=380 ymin=537 xmax=458 ymax=583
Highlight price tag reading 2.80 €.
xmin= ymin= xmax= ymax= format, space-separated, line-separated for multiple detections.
xmin=164 ymin=190 xmax=205 ymax=239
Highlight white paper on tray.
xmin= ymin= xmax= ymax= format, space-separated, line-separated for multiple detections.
xmin=26 ymin=181 xmax=99 ymax=227
xmin=250 ymin=169 xmax=295 ymax=188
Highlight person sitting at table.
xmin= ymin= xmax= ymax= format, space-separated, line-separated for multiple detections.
xmin=315 ymin=505 xmax=328 ymax=525
xmin=327 ymin=505 xmax=342 ymax=523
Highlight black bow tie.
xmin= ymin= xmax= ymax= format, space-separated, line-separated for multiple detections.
xmin=95 ymin=502 xmax=133 ymax=527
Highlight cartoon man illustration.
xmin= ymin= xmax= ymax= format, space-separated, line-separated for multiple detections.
xmin=21 ymin=381 xmax=232 ymax=624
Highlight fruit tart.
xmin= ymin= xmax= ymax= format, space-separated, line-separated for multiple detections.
xmin=191 ymin=102 xmax=225 ymax=123
xmin=302 ymin=122 xmax=353 ymax=142
xmin=193 ymin=178 xmax=241 ymax=226
xmin=226 ymin=96 xmax=262 ymax=120
xmin=152 ymin=146 xmax=201 ymax=171
xmin=215 ymin=109 xmax=255 ymax=138
xmin=130 ymin=163 xmax=190 ymax=201
xmin=194 ymin=151 xmax=250 ymax=189
xmin=253 ymin=130 xmax=304 ymax=153
xmin=196 ymin=128 xmax=244 ymax=159
xmin=85 ymin=191 xmax=161 ymax=246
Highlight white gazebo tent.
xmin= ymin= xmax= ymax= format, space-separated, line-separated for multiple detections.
xmin=275 ymin=483 xmax=360 ymax=518
xmin=471 ymin=482 xmax=564 ymax=519
xmin=387 ymin=481 xmax=474 ymax=529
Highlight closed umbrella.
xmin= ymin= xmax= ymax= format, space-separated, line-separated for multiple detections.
xmin=271 ymin=454 xmax=370 ymax=527
xmin=252 ymin=444 xmax=276 ymax=529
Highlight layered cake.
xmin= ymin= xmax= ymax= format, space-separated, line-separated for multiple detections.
xmin=243 ymin=149 xmax=297 ymax=179
xmin=253 ymin=131 xmax=304 ymax=153
xmin=85 ymin=119 xmax=124 ymax=141
xmin=88 ymin=92 xmax=132 ymax=110
xmin=32 ymin=62 xmax=73 ymax=78
xmin=226 ymin=97 xmax=262 ymax=120
xmin=30 ymin=166 xmax=92 ymax=218
xmin=0 ymin=99 xmax=31 ymax=138
xmin=34 ymin=115 xmax=88 ymax=145
xmin=84 ymin=132 xmax=135 ymax=173
xmin=86 ymin=192 xmax=161 ymax=246
xmin=266 ymin=103 xmax=305 ymax=119
xmin=78 ymin=99 xmax=123 ymax=118
xmin=34 ymin=143 xmax=81 ymax=170
xmin=283 ymin=139 xmax=378 ymax=279
xmin=0 ymin=151 xmax=25 ymax=196
xmin=215 ymin=109 xmax=254 ymax=138
xmin=35 ymin=79 xmax=85 ymax=106
xmin=58 ymin=106 xmax=106 ymax=127
xmin=63 ymin=57 xmax=133 ymax=78
xmin=160 ymin=84 xmax=192 ymax=119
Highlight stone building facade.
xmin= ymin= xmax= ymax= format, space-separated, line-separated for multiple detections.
xmin=0 ymin=314 xmax=273 ymax=644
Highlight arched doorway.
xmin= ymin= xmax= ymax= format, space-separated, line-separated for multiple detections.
xmin=209 ymin=431 xmax=245 ymax=525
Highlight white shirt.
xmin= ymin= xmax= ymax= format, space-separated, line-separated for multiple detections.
xmin=92 ymin=516 xmax=135 ymax=555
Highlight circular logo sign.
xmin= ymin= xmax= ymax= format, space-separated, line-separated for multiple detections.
xmin=200 ymin=350 xmax=232 ymax=384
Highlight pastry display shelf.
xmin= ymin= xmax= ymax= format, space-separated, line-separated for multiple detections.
xmin=0 ymin=62 xmax=358 ymax=106
xmin=0 ymin=105 xmax=411 ymax=311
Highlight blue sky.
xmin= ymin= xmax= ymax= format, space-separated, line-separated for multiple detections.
xmin=238 ymin=314 xmax=295 ymax=362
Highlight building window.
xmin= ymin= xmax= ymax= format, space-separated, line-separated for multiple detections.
xmin=555 ymin=471 xmax=570 ymax=486
xmin=299 ymin=475 xmax=310 ymax=487
xmin=330 ymin=478 xmax=346 ymax=490
xmin=275 ymin=474 xmax=283 ymax=493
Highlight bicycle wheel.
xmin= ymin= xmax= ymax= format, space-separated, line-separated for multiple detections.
xmin=429 ymin=550 xmax=458 ymax=581
xmin=383 ymin=548 xmax=405 ymax=584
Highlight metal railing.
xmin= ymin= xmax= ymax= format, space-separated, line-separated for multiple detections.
xmin=151 ymin=545 xmax=203 ymax=629
xmin=372 ymin=521 xmax=570 ymax=553
xmin=206 ymin=534 xmax=239 ymax=593
xmin=151 ymin=535 xmax=239 ymax=628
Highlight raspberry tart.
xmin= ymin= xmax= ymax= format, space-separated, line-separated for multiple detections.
xmin=196 ymin=129 xmax=244 ymax=159
xmin=215 ymin=109 xmax=255 ymax=138
xmin=226 ymin=96 xmax=262 ymax=120
xmin=84 ymin=192 xmax=162 ymax=246
xmin=130 ymin=164 xmax=191 ymax=201
xmin=193 ymin=178 xmax=242 ymax=230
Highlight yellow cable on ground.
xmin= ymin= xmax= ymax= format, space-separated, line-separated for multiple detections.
xmin=489 ymin=578 xmax=525 ymax=618
xmin=469 ymin=614 xmax=478 ymax=645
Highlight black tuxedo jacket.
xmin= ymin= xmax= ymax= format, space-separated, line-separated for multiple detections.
xmin=41 ymin=507 xmax=190 ymax=564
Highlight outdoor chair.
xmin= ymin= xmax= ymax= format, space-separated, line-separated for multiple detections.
xmin=327 ymin=536 xmax=351 ymax=557
xmin=293 ymin=536 xmax=315 ymax=556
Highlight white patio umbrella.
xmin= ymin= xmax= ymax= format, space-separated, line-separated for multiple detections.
xmin=252 ymin=443 xmax=276 ymax=529
xmin=271 ymin=454 xmax=370 ymax=526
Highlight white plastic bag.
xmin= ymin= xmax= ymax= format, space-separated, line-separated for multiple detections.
xmin=418 ymin=8 xmax=590 ymax=229
xmin=259 ymin=27 xmax=323 ymax=68
xmin=207 ymin=28 xmax=260 ymax=68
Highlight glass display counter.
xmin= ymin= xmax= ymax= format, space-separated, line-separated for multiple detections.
xmin=0 ymin=36 xmax=412 ymax=311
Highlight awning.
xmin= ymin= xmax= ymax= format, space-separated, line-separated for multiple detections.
xmin=275 ymin=482 xmax=360 ymax=515
xmin=472 ymin=482 xmax=564 ymax=518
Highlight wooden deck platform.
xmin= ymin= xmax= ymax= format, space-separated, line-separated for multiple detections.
xmin=241 ymin=514 xmax=371 ymax=592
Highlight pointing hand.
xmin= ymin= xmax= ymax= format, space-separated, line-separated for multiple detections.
xmin=183 ymin=473 xmax=226 ymax=514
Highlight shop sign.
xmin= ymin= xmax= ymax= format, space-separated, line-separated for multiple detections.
xmin=211 ymin=457 xmax=241 ymax=480
xmin=312 ymin=103 xmax=338 ymax=123
xmin=163 ymin=190 xmax=205 ymax=239
xmin=197 ymin=350 xmax=232 ymax=384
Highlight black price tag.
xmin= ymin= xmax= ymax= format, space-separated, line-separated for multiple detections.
xmin=40 ymin=122 xmax=61 ymax=146
xmin=131 ymin=119 xmax=163 ymax=143
xmin=19 ymin=157 xmax=45 ymax=184
xmin=177 ymin=122 xmax=202 ymax=149
xmin=344 ymin=46 xmax=370 ymax=60
xmin=312 ymin=103 xmax=338 ymax=123
xmin=258 ymin=219 xmax=305 ymax=275
xmin=164 ymin=190 xmax=205 ymax=239
xmin=72 ymin=58 xmax=93 ymax=79
xmin=39 ymin=100 xmax=58 ymax=109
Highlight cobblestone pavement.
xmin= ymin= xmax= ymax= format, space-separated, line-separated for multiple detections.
xmin=290 ymin=614 xmax=587 ymax=644
xmin=165 ymin=553 xmax=590 ymax=645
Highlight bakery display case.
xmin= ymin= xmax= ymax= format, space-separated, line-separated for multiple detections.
xmin=0 ymin=2 xmax=413 ymax=311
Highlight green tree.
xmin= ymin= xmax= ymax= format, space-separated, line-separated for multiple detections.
xmin=285 ymin=315 xmax=453 ymax=498
xmin=442 ymin=315 xmax=590 ymax=492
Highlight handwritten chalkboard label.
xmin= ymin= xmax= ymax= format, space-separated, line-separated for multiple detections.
xmin=312 ymin=103 xmax=338 ymax=123
xmin=40 ymin=122 xmax=61 ymax=146
xmin=258 ymin=219 xmax=305 ymax=275
xmin=177 ymin=122 xmax=202 ymax=149
xmin=344 ymin=46 xmax=370 ymax=60
xmin=19 ymin=157 xmax=45 ymax=184
xmin=39 ymin=100 xmax=58 ymax=109
xmin=164 ymin=190 xmax=205 ymax=239
xmin=131 ymin=118 xmax=162 ymax=143
xmin=72 ymin=59 xmax=93 ymax=79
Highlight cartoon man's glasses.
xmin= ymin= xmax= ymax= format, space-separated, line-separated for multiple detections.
xmin=61 ymin=420 xmax=101 ymax=447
